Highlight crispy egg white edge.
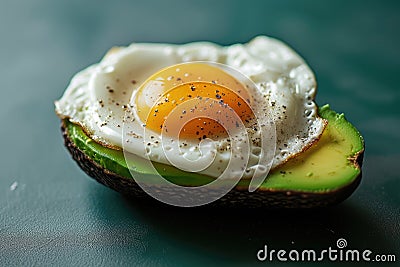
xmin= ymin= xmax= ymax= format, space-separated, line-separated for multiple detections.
xmin=55 ymin=36 xmax=326 ymax=178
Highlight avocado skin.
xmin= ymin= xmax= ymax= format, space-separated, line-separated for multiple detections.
xmin=61 ymin=121 xmax=363 ymax=208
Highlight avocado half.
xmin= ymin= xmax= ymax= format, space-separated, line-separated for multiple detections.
xmin=61 ymin=105 xmax=364 ymax=208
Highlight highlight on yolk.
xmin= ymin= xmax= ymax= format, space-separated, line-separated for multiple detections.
xmin=135 ymin=63 xmax=255 ymax=140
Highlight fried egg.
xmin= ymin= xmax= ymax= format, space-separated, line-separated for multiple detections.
xmin=55 ymin=36 xmax=326 ymax=179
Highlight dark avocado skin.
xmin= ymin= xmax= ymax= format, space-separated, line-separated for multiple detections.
xmin=60 ymin=106 xmax=364 ymax=208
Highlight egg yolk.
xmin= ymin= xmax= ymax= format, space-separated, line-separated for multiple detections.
xmin=135 ymin=63 xmax=254 ymax=140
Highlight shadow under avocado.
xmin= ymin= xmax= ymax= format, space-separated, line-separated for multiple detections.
xmin=87 ymin=183 xmax=396 ymax=265
xmin=130 ymin=201 xmax=394 ymax=262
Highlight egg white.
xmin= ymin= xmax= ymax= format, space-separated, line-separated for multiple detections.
xmin=55 ymin=36 xmax=326 ymax=179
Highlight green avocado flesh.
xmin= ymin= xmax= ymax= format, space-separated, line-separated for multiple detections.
xmin=65 ymin=105 xmax=364 ymax=193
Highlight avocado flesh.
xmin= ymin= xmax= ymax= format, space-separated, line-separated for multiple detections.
xmin=65 ymin=105 xmax=363 ymax=193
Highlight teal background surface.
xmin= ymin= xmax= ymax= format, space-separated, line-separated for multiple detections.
xmin=0 ymin=0 xmax=399 ymax=266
